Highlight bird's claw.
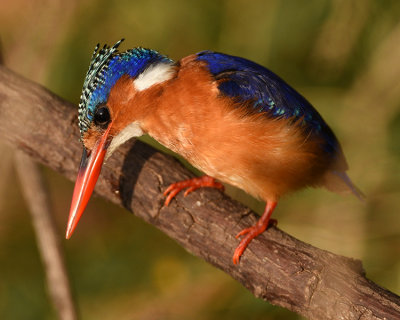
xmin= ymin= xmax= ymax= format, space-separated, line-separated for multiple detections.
xmin=233 ymin=218 xmax=277 ymax=264
xmin=235 ymin=227 xmax=253 ymax=239
xmin=163 ymin=175 xmax=224 ymax=206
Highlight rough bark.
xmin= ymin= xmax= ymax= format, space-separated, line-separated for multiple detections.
xmin=0 ymin=65 xmax=399 ymax=320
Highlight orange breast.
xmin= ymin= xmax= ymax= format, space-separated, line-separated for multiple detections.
xmin=142 ymin=58 xmax=334 ymax=202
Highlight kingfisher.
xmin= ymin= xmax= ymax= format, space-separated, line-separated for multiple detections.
xmin=66 ymin=39 xmax=363 ymax=264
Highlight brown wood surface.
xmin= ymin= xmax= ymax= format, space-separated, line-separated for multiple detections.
xmin=1 ymin=65 xmax=399 ymax=320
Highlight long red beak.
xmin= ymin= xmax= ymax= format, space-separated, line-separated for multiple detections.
xmin=66 ymin=125 xmax=112 ymax=239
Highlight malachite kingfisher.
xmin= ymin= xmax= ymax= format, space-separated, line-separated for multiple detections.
xmin=66 ymin=39 xmax=364 ymax=264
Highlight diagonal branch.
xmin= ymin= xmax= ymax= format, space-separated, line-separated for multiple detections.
xmin=0 ymin=65 xmax=399 ymax=320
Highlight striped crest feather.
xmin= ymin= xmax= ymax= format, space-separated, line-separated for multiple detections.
xmin=78 ymin=39 xmax=124 ymax=137
xmin=77 ymin=39 xmax=172 ymax=139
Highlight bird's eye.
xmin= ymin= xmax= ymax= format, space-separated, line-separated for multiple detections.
xmin=94 ymin=106 xmax=111 ymax=127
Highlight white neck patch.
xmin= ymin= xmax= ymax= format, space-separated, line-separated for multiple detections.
xmin=133 ymin=62 xmax=175 ymax=91
xmin=106 ymin=121 xmax=143 ymax=159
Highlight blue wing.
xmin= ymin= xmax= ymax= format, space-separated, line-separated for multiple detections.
xmin=196 ymin=51 xmax=339 ymax=154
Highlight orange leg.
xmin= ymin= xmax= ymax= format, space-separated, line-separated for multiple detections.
xmin=233 ymin=201 xmax=277 ymax=264
xmin=163 ymin=175 xmax=224 ymax=206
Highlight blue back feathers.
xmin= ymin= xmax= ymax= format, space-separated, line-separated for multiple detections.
xmin=196 ymin=51 xmax=339 ymax=154
xmin=78 ymin=39 xmax=172 ymax=137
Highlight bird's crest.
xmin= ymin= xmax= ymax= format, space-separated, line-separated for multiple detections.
xmin=78 ymin=39 xmax=172 ymax=138
xmin=78 ymin=39 xmax=124 ymax=136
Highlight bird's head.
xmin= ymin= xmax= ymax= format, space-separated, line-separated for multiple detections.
xmin=66 ymin=39 xmax=176 ymax=238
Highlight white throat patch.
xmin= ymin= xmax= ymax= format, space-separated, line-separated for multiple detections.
xmin=106 ymin=121 xmax=143 ymax=159
xmin=133 ymin=62 xmax=175 ymax=91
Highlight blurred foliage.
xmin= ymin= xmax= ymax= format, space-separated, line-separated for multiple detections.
xmin=1 ymin=0 xmax=400 ymax=319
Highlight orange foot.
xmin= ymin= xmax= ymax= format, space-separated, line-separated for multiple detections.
xmin=233 ymin=201 xmax=277 ymax=264
xmin=163 ymin=175 xmax=224 ymax=206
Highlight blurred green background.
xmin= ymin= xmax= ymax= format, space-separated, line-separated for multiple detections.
xmin=1 ymin=0 xmax=400 ymax=319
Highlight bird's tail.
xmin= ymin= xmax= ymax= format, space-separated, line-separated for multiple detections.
xmin=321 ymin=170 xmax=365 ymax=202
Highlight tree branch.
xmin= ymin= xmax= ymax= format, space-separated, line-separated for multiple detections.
xmin=0 ymin=65 xmax=399 ymax=320
xmin=15 ymin=151 xmax=78 ymax=320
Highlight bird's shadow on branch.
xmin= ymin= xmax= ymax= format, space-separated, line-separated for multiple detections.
xmin=119 ymin=139 xmax=157 ymax=210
